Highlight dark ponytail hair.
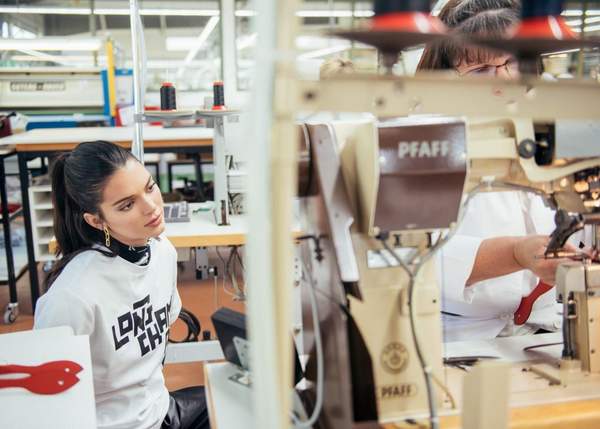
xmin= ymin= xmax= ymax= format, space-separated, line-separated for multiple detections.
xmin=46 ymin=140 xmax=136 ymax=287
xmin=418 ymin=0 xmax=520 ymax=70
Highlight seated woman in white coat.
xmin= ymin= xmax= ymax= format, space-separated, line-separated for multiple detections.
xmin=418 ymin=0 xmax=574 ymax=341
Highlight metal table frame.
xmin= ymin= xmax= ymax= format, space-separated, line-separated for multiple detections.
xmin=0 ymin=149 xmax=25 ymax=323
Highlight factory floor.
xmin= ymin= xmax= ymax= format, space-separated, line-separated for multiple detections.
xmin=0 ymin=258 xmax=245 ymax=391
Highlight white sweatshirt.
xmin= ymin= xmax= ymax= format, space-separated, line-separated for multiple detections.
xmin=34 ymin=236 xmax=181 ymax=429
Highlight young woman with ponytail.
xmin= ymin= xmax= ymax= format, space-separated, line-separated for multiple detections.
xmin=34 ymin=141 xmax=209 ymax=429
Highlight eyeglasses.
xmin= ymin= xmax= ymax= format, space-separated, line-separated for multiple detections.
xmin=457 ymin=58 xmax=519 ymax=77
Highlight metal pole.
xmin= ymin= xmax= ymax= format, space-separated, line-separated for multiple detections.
xmin=220 ymin=0 xmax=238 ymax=98
xmin=90 ymin=0 xmax=98 ymax=67
xmin=246 ymin=0 xmax=299 ymax=427
xmin=18 ymin=154 xmax=39 ymax=310
xmin=129 ymin=0 xmax=145 ymax=164
xmin=578 ymin=0 xmax=588 ymax=78
xmin=0 ymin=156 xmax=17 ymax=306
xmin=213 ymin=117 xmax=229 ymax=225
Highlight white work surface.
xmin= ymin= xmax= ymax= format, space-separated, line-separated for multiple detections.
xmin=0 ymin=125 xmax=212 ymax=147
xmin=443 ymin=332 xmax=563 ymax=362
xmin=204 ymin=362 xmax=307 ymax=429
xmin=165 ymin=205 xmax=249 ymax=248
xmin=205 ymin=363 xmax=255 ymax=429
xmin=0 ymin=327 xmax=96 ymax=429
xmin=164 ymin=203 xmax=302 ymax=248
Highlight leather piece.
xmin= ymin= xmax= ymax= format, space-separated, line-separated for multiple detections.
xmin=161 ymin=386 xmax=210 ymax=429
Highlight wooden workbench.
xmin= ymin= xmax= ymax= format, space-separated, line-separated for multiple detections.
xmin=166 ymin=207 xmax=250 ymax=248
xmin=0 ymin=125 xmax=212 ymax=152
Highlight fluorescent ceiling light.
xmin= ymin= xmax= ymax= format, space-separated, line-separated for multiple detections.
xmin=573 ymin=24 xmax=600 ymax=32
xmin=166 ymin=37 xmax=200 ymax=52
xmin=298 ymin=45 xmax=351 ymax=60
xmin=93 ymin=8 xmax=129 ymax=16
xmin=11 ymin=54 xmax=106 ymax=63
xmin=295 ymin=35 xmax=368 ymax=51
xmin=145 ymin=59 xmax=212 ymax=69
xmin=15 ymin=49 xmax=75 ymax=66
xmin=566 ymin=16 xmax=600 ymax=26
xmin=0 ymin=6 xmax=219 ymax=16
xmin=296 ymin=35 xmax=351 ymax=50
xmin=235 ymin=10 xmax=257 ymax=17
xmin=0 ymin=5 xmax=374 ymax=18
xmin=177 ymin=16 xmax=220 ymax=78
xmin=0 ymin=7 xmax=90 ymax=15
xmin=0 ymin=38 xmax=103 ymax=51
xmin=296 ymin=10 xmax=374 ymax=18
xmin=541 ymin=48 xmax=581 ymax=56
xmin=236 ymin=33 xmax=257 ymax=50
xmin=139 ymin=9 xmax=218 ymax=16
xmin=562 ymin=9 xmax=600 ymax=17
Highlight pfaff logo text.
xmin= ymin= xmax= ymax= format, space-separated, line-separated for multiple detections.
xmin=379 ymin=383 xmax=418 ymax=399
xmin=397 ymin=140 xmax=450 ymax=159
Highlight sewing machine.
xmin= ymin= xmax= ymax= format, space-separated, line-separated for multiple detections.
xmin=296 ymin=109 xmax=600 ymax=427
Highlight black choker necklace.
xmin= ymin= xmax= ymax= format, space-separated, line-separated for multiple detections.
xmin=113 ymin=238 xmax=151 ymax=265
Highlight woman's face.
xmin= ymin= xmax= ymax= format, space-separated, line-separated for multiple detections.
xmin=455 ymin=53 xmax=519 ymax=79
xmin=95 ymin=159 xmax=165 ymax=246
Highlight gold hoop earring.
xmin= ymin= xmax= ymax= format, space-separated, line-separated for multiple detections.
xmin=104 ymin=226 xmax=111 ymax=247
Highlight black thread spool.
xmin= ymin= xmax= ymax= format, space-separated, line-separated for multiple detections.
xmin=160 ymin=82 xmax=177 ymax=111
xmin=521 ymin=0 xmax=564 ymax=18
xmin=212 ymin=81 xmax=225 ymax=110
xmin=374 ymin=0 xmax=431 ymax=14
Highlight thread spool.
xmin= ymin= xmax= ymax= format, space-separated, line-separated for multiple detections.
xmin=521 ymin=0 xmax=564 ymax=18
xmin=160 ymin=82 xmax=177 ymax=111
xmin=212 ymin=81 xmax=226 ymax=111
xmin=374 ymin=0 xmax=430 ymax=14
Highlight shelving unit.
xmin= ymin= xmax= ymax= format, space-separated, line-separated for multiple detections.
xmin=28 ymin=183 xmax=55 ymax=262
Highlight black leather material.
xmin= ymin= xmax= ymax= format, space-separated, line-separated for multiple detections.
xmin=161 ymin=386 xmax=210 ymax=429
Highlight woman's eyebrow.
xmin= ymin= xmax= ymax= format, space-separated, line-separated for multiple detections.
xmin=112 ymin=176 xmax=152 ymax=207
xmin=112 ymin=194 xmax=135 ymax=207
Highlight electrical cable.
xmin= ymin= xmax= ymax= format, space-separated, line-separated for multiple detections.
xmin=169 ymin=308 xmax=201 ymax=343
xmin=213 ymin=274 xmax=219 ymax=309
xmin=227 ymin=246 xmax=244 ymax=299
xmin=291 ymin=242 xmax=325 ymax=428
xmin=431 ymin=373 xmax=457 ymax=410
xmin=234 ymin=245 xmax=245 ymax=271
xmin=216 ymin=246 xmax=237 ymax=297
xmin=231 ymin=246 xmax=246 ymax=297
xmin=377 ymin=233 xmax=439 ymax=429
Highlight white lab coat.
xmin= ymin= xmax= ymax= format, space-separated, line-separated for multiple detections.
xmin=437 ymin=191 xmax=562 ymax=342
